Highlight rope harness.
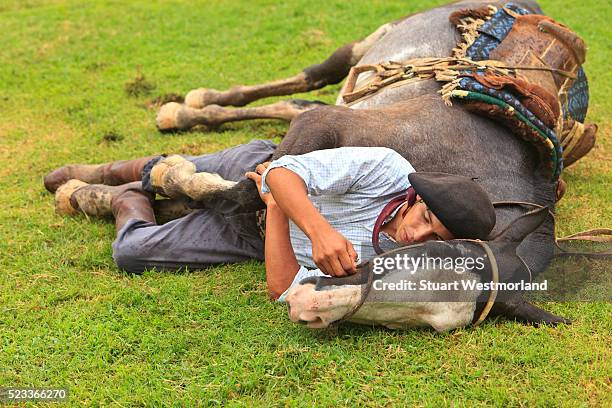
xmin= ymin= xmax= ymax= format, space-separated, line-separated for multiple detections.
xmin=342 ymin=56 xmax=575 ymax=106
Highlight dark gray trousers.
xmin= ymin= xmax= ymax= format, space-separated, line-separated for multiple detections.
xmin=112 ymin=139 xmax=277 ymax=273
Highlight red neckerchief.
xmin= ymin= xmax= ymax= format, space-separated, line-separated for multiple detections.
xmin=372 ymin=187 xmax=416 ymax=255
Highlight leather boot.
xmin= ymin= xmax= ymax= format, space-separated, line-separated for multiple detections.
xmin=55 ymin=180 xmax=153 ymax=221
xmin=111 ymin=189 xmax=156 ymax=231
xmin=44 ymin=156 xmax=158 ymax=193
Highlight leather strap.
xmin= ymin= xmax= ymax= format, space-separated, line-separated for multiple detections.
xmin=472 ymin=241 xmax=500 ymax=326
xmin=371 ymin=187 xmax=416 ymax=255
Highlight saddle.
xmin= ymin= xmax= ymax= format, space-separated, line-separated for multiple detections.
xmin=341 ymin=3 xmax=597 ymax=179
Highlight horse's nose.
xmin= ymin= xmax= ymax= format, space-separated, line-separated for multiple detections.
xmin=288 ymin=304 xmax=309 ymax=325
xmin=296 ymin=314 xmax=324 ymax=328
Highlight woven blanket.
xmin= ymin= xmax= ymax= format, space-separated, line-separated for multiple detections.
xmin=447 ymin=2 xmax=590 ymax=179
xmin=459 ymin=2 xmax=588 ymax=123
xmin=450 ymin=84 xmax=561 ymax=179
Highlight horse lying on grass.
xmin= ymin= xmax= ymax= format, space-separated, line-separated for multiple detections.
xmin=152 ymin=0 xmax=595 ymax=288
xmin=147 ymin=0 xmax=598 ymax=328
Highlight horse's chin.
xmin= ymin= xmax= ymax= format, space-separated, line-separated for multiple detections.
xmin=285 ymin=282 xmax=361 ymax=328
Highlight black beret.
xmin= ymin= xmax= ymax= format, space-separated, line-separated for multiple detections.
xmin=408 ymin=172 xmax=496 ymax=240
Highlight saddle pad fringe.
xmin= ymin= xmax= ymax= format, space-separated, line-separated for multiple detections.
xmin=451 ymin=5 xmax=498 ymax=58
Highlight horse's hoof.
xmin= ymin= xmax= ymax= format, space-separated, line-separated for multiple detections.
xmin=149 ymin=155 xmax=194 ymax=197
xmin=55 ymin=179 xmax=88 ymax=216
xmin=156 ymin=102 xmax=187 ymax=131
xmin=185 ymin=88 xmax=221 ymax=108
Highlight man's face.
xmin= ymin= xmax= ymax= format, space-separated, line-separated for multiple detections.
xmin=394 ymin=196 xmax=454 ymax=244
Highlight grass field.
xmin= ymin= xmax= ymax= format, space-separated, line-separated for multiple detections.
xmin=0 ymin=0 xmax=610 ymax=405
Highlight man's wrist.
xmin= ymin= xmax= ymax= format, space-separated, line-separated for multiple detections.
xmin=302 ymin=217 xmax=332 ymax=240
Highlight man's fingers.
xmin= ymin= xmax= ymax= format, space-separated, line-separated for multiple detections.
xmin=346 ymin=242 xmax=358 ymax=267
xmin=328 ymin=257 xmax=346 ymax=277
xmin=255 ymin=163 xmax=269 ymax=174
xmin=317 ymin=259 xmax=332 ymax=276
xmin=339 ymin=250 xmax=356 ymax=274
xmin=245 ymin=172 xmax=261 ymax=183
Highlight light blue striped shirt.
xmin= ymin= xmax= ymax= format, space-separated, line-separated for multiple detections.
xmin=261 ymin=147 xmax=416 ymax=299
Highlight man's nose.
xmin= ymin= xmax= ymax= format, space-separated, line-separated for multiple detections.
xmin=414 ymin=226 xmax=434 ymax=243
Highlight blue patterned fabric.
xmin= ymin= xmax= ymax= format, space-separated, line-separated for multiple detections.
xmin=564 ymin=67 xmax=589 ymax=122
xmin=467 ymin=3 xmax=530 ymax=61
xmin=459 ymin=77 xmax=561 ymax=151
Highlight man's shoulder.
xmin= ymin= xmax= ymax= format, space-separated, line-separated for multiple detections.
xmin=301 ymin=146 xmax=406 ymax=162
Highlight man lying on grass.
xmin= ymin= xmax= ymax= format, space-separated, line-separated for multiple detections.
xmin=45 ymin=140 xmax=495 ymax=300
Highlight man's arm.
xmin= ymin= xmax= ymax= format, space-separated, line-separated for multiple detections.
xmin=265 ymin=168 xmax=357 ymax=277
xmin=264 ymin=201 xmax=300 ymax=300
xmin=246 ymin=164 xmax=301 ymax=299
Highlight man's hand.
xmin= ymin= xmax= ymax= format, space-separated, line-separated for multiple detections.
xmin=310 ymin=224 xmax=358 ymax=277
xmin=245 ymin=162 xmax=274 ymax=206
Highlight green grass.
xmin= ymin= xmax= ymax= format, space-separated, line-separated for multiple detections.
xmin=0 ymin=0 xmax=610 ymax=405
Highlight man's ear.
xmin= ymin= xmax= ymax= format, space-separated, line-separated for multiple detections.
xmin=491 ymin=206 xmax=549 ymax=243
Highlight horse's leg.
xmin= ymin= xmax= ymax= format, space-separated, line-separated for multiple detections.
xmin=156 ymin=99 xmax=324 ymax=132
xmin=199 ymin=105 xmax=351 ymax=213
xmin=182 ymin=23 xmax=394 ymax=109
